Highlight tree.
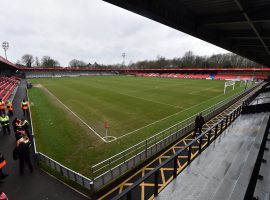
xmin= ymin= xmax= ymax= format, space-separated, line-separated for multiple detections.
xmin=21 ymin=54 xmax=34 ymax=67
xmin=34 ymin=57 xmax=41 ymax=67
xmin=41 ymin=56 xmax=60 ymax=68
xmin=181 ymin=51 xmax=195 ymax=67
xmin=69 ymin=59 xmax=86 ymax=68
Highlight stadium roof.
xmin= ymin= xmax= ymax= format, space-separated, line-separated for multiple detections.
xmin=103 ymin=0 xmax=270 ymax=67
xmin=0 ymin=56 xmax=20 ymax=70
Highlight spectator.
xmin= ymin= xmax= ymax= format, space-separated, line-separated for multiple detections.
xmin=0 ymin=152 xmax=8 ymax=181
xmin=12 ymin=117 xmax=20 ymax=132
xmin=5 ymin=101 xmax=13 ymax=117
xmin=20 ymin=99 xmax=29 ymax=116
xmin=13 ymin=136 xmax=33 ymax=175
xmin=194 ymin=112 xmax=205 ymax=137
xmin=21 ymin=119 xmax=30 ymax=137
xmin=15 ymin=129 xmax=27 ymax=141
xmin=0 ymin=99 xmax=5 ymax=115
xmin=0 ymin=114 xmax=10 ymax=135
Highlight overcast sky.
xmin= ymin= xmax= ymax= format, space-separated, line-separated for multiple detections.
xmin=0 ymin=0 xmax=229 ymax=66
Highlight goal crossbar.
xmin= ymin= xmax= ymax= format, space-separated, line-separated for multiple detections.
xmin=224 ymin=80 xmax=235 ymax=94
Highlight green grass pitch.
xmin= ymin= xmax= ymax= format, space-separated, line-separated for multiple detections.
xmin=29 ymin=76 xmax=244 ymax=177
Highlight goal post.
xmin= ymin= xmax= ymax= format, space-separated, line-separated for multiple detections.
xmin=240 ymin=80 xmax=246 ymax=87
xmin=224 ymin=80 xmax=235 ymax=94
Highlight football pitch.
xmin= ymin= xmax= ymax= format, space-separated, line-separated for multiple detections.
xmin=29 ymin=76 xmax=244 ymax=177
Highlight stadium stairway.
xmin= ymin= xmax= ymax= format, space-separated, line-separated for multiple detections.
xmin=0 ymin=80 xmax=91 ymax=200
xmin=95 ymin=83 xmax=264 ymax=199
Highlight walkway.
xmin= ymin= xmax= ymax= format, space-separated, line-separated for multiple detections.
xmin=0 ymin=80 xmax=90 ymax=200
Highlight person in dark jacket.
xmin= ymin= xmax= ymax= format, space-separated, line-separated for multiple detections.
xmin=0 ymin=152 xmax=8 ymax=181
xmin=12 ymin=117 xmax=19 ymax=132
xmin=194 ymin=113 xmax=205 ymax=137
xmin=21 ymin=119 xmax=30 ymax=137
xmin=13 ymin=138 xmax=33 ymax=175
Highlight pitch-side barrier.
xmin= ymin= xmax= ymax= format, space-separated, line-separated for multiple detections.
xmin=91 ymin=81 xmax=263 ymax=191
xmin=26 ymin=89 xmax=94 ymax=191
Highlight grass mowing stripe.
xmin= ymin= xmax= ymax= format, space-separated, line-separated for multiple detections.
xmin=42 ymin=85 xmax=107 ymax=142
xmin=119 ymin=92 xmax=183 ymax=109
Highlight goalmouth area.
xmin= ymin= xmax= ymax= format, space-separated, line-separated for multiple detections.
xmin=29 ymin=76 xmax=247 ymax=177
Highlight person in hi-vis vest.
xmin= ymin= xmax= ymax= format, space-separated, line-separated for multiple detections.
xmin=5 ymin=101 xmax=13 ymax=117
xmin=20 ymin=99 xmax=29 ymax=116
xmin=0 ymin=99 xmax=5 ymax=115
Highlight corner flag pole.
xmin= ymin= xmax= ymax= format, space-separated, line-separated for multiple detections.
xmin=104 ymin=121 xmax=109 ymax=142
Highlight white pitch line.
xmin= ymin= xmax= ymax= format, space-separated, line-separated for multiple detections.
xmin=117 ymin=91 xmax=228 ymax=140
xmin=189 ymin=86 xmax=220 ymax=94
xmin=120 ymin=82 xmax=190 ymax=95
xmin=119 ymin=93 xmax=183 ymax=109
xmin=43 ymin=87 xmax=107 ymax=143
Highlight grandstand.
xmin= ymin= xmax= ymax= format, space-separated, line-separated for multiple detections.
xmin=18 ymin=66 xmax=270 ymax=81
xmin=1 ymin=52 xmax=270 ymax=200
xmin=2 ymin=0 xmax=270 ymax=199
xmin=125 ymin=68 xmax=269 ymax=81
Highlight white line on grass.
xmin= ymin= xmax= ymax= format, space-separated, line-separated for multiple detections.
xmin=189 ymin=86 xmax=220 ymax=94
xmin=117 ymin=91 xmax=228 ymax=140
xmin=43 ymin=87 xmax=108 ymax=143
xmin=120 ymin=82 xmax=190 ymax=95
xmin=119 ymin=93 xmax=183 ymax=109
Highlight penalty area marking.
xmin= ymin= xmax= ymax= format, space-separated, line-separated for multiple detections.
xmin=42 ymin=86 xmax=111 ymax=143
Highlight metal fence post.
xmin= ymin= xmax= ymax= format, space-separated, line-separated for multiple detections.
xmin=173 ymin=156 xmax=178 ymax=178
xmin=208 ymin=130 xmax=211 ymax=145
xmin=188 ymin=145 xmax=192 ymax=164
xmin=214 ymin=125 xmax=218 ymax=139
xmin=154 ymin=170 xmax=159 ymax=197
xmin=199 ymin=136 xmax=202 ymax=152
xmin=220 ymin=121 xmax=224 ymax=133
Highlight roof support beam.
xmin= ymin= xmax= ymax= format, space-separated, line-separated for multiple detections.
xmin=199 ymin=8 xmax=270 ymax=26
xmin=234 ymin=0 xmax=270 ymax=55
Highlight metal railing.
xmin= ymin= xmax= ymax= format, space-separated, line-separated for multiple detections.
xmin=91 ymin=82 xmax=262 ymax=185
xmin=112 ymin=105 xmax=243 ymax=200
xmin=37 ymin=152 xmax=93 ymax=189
xmin=27 ymin=88 xmax=93 ymax=191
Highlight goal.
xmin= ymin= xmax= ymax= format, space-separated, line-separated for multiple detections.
xmin=224 ymin=80 xmax=235 ymax=94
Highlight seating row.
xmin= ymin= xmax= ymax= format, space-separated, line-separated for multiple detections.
xmin=0 ymin=76 xmax=20 ymax=101
xmin=129 ymin=73 xmax=268 ymax=80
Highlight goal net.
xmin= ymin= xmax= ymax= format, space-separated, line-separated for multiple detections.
xmin=240 ymin=80 xmax=254 ymax=89
xmin=224 ymin=80 xmax=235 ymax=94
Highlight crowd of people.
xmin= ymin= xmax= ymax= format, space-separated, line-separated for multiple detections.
xmin=0 ymin=97 xmax=31 ymax=200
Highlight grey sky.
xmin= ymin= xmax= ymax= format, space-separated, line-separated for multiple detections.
xmin=0 ymin=0 xmax=228 ymax=66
